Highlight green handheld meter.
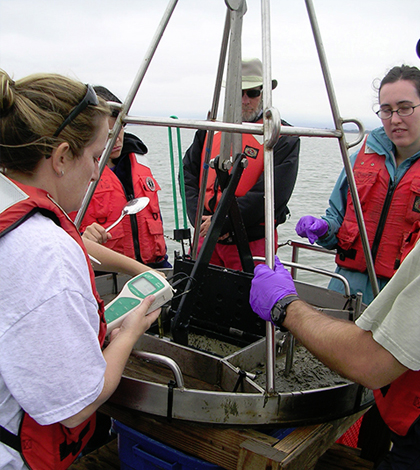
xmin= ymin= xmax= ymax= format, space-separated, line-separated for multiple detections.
xmin=104 ymin=271 xmax=173 ymax=334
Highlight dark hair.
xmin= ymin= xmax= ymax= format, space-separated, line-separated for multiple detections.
xmin=0 ymin=70 xmax=110 ymax=174
xmin=379 ymin=65 xmax=420 ymax=99
xmin=93 ymin=85 xmax=122 ymax=104
xmin=93 ymin=86 xmax=122 ymax=118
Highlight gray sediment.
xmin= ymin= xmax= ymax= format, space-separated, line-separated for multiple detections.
xmin=252 ymin=343 xmax=351 ymax=392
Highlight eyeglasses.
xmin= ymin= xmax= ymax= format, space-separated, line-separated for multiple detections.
xmin=375 ymin=104 xmax=420 ymax=120
xmin=53 ymin=84 xmax=99 ymax=137
xmin=242 ymin=89 xmax=262 ymax=98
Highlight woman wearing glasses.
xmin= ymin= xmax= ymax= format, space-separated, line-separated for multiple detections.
xmin=294 ymin=64 xmax=420 ymax=459
xmin=296 ymin=65 xmax=420 ymax=306
xmin=0 ymin=70 xmax=160 ymax=470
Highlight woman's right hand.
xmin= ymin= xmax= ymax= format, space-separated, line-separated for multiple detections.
xmin=82 ymin=222 xmax=112 ymax=245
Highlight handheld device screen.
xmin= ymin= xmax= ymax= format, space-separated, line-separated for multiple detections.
xmin=131 ymin=276 xmax=156 ymax=296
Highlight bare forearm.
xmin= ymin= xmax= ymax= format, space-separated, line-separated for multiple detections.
xmin=84 ymin=238 xmax=151 ymax=276
xmin=284 ymin=300 xmax=407 ymax=389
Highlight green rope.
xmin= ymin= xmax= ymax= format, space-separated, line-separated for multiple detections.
xmin=167 ymin=123 xmax=179 ymax=230
xmin=168 ymin=116 xmax=188 ymax=233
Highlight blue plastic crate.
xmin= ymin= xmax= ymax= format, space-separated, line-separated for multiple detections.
xmin=113 ymin=420 xmax=223 ymax=470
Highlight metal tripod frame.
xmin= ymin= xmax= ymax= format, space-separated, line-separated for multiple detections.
xmin=74 ymin=0 xmax=378 ymax=394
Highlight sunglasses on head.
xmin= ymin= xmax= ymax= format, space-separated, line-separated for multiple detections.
xmin=53 ymin=84 xmax=98 ymax=137
xmin=242 ymin=89 xmax=262 ymax=98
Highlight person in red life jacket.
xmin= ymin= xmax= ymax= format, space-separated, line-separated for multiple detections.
xmin=398 ymin=46 xmax=420 ymax=263
xmin=295 ymin=65 xmax=420 ymax=461
xmin=183 ymin=58 xmax=300 ymax=270
xmin=295 ymin=65 xmax=420 ymax=306
xmin=77 ymin=86 xmax=171 ymax=269
xmin=0 ymin=70 xmax=161 ymax=470
xmin=250 ymin=248 xmax=420 ymax=470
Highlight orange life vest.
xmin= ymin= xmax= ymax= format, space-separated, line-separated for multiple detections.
xmin=0 ymin=175 xmax=106 ymax=470
xmin=336 ymin=142 xmax=420 ymax=278
xmin=78 ymin=154 xmax=166 ymax=265
xmin=400 ymin=220 xmax=420 ymax=264
xmin=201 ymin=126 xmax=265 ymax=214
xmin=374 ymin=370 xmax=420 ymax=436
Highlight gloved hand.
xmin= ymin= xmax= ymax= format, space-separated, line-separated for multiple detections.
xmin=295 ymin=215 xmax=328 ymax=244
xmin=250 ymin=256 xmax=297 ymax=323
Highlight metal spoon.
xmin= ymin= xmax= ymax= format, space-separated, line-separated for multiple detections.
xmin=105 ymin=197 xmax=150 ymax=232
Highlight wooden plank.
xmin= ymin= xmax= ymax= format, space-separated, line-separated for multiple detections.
xmin=238 ymin=439 xmax=287 ymax=470
xmin=68 ymin=438 xmax=119 ymax=470
xmin=315 ymin=444 xmax=374 ymax=470
xmin=276 ymin=411 xmax=366 ymax=470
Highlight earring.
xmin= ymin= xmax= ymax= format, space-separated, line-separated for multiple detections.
xmin=56 ymin=170 xmax=64 ymax=177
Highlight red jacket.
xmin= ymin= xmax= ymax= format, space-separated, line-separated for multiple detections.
xmin=202 ymin=129 xmax=265 ymax=213
xmin=183 ymin=122 xmax=299 ymax=242
xmin=374 ymin=370 xmax=420 ymax=436
xmin=79 ymin=154 xmax=166 ymax=265
xmin=0 ymin=175 xmax=106 ymax=470
xmin=336 ymin=142 xmax=420 ymax=278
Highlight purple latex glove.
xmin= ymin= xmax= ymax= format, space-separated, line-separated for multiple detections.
xmin=295 ymin=215 xmax=328 ymax=244
xmin=250 ymin=256 xmax=297 ymax=323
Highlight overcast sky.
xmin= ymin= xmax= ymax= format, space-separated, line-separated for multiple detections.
xmin=1 ymin=0 xmax=419 ymax=131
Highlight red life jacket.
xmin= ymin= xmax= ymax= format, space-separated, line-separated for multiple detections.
xmin=0 ymin=175 xmax=106 ymax=470
xmin=336 ymin=141 xmax=420 ymax=278
xmin=77 ymin=154 xmax=166 ymax=265
xmin=374 ymin=370 xmax=420 ymax=436
xmin=201 ymin=126 xmax=265 ymax=213
xmin=400 ymin=220 xmax=420 ymax=264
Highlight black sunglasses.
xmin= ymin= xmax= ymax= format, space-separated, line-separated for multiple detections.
xmin=242 ymin=89 xmax=262 ymax=98
xmin=53 ymin=84 xmax=99 ymax=137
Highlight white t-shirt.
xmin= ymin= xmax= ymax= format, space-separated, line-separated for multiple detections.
xmin=0 ymin=213 xmax=106 ymax=469
xmin=356 ymin=240 xmax=420 ymax=371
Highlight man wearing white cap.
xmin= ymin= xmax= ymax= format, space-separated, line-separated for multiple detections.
xmin=183 ymin=58 xmax=300 ymax=270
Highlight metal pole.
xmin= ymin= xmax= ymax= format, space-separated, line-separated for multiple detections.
xmin=305 ymin=0 xmax=380 ymax=298
xmin=124 ymin=114 xmax=365 ymax=144
xmin=261 ymin=0 xmax=277 ymax=394
xmin=225 ymin=1 xmax=246 ymax=166
xmin=191 ymin=9 xmax=230 ymax=259
xmin=75 ymin=0 xmax=179 ymax=228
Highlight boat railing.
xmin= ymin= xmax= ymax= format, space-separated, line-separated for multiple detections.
xmin=254 ymin=241 xmax=352 ymax=298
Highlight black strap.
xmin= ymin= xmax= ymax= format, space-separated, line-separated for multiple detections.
xmin=0 ymin=425 xmax=21 ymax=453
xmin=336 ymin=246 xmax=357 ymax=261
xmin=59 ymin=421 xmax=91 ymax=461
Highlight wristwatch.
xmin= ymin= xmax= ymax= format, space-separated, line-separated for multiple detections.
xmin=270 ymin=295 xmax=300 ymax=332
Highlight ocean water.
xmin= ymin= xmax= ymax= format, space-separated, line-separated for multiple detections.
xmin=129 ymin=125 xmax=362 ymax=287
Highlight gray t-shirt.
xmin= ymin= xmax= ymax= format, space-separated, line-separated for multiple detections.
xmin=0 ymin=213 xmax=106 ymax=469
xmin=356 ymin=239 xmax=420 ymax=371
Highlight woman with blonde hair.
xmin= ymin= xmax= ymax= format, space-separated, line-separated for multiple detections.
xmin=0 ymin=70 xmax=160 ymax=470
